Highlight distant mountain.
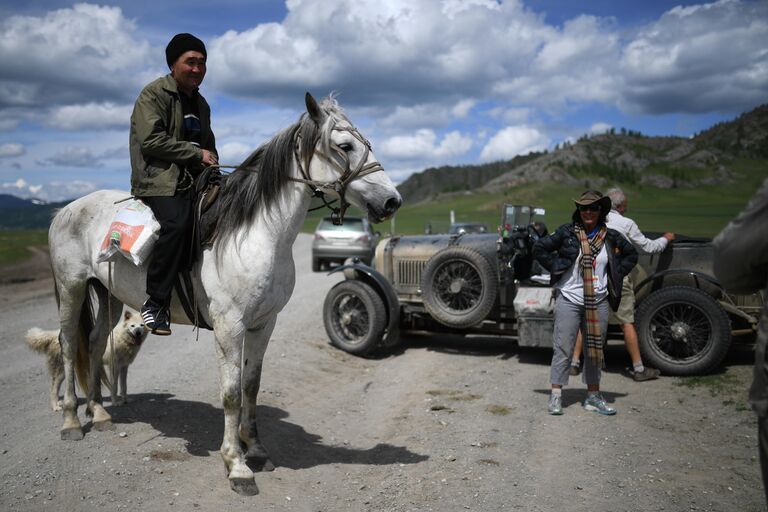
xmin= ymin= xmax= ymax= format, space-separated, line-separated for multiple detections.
xmin=396 ymin=152 xmax=544 ymax=203
xmin=395 ymin=103 xmax=768 ymax=199
xmin=0 ymin=194 xmax=69 ymax=230
xmin=0 ymin=194 xmax=47 ymax=208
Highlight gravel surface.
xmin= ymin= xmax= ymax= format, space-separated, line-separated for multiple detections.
xmin=0 ymin=234 xmax=764 ymax=511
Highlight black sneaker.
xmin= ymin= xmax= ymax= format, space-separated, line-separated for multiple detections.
xmin=141 ymin=300 xmax=172 ymax=336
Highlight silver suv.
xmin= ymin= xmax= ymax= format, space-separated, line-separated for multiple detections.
xmin=312 ymin=216 xmax=380 ymax=271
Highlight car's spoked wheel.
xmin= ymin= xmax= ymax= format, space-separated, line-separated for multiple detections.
xmin=636 ymin=286 xmax=731 ymax=375
xmin=421 ymin=247 xmax=497 ymax=328
xmin=333 ymin=294 xmax=369 ymax=342
xmin=648 ymin=302 xmax=712 ymax=359
xmin=323 ymin=280 xmax=386 ymax=356
xmin=433 ymin=260 xmax=483 ymax=312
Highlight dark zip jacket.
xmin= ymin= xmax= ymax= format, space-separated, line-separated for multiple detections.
xmin=533 ymin=222 xmax=638 ymax=311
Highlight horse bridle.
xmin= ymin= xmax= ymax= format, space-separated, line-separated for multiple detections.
xmin=291 ymin=123 xmax=384 ymax=225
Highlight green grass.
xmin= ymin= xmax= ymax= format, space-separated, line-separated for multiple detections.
xmin=0 ymin=230 xmax=48 ymax=266
xmin=674 ymin=372 xmax=743 ymax=397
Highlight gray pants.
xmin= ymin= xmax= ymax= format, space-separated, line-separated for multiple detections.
xmin=550 ymin=295 xmax=610 ymax=386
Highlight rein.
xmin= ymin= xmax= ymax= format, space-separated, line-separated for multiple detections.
xmin=210 ymin=122 xmax=384 ymax=225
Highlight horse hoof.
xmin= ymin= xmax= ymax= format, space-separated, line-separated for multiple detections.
xmin=93 ymin=420 xmax=113 ymax=431
xmin=229 ymin=477 xmax=259 ymax=496
xmin=61 ymin=428 xmax=84 ymax=441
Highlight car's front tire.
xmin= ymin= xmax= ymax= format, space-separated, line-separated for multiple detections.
xmin=323 ymin=280 xmax=386 ymax=356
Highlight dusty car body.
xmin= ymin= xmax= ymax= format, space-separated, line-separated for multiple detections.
xmin=322 ymin=205 xmax=763 ymax=375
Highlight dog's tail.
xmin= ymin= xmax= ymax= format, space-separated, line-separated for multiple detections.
xmin=25 ymin=327 xmax=61 ymax=355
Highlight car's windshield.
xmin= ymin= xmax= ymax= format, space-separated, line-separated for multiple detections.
xmin=318 ymin=219 xmax=365 ymax=231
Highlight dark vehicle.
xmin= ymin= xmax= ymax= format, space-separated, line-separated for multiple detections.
xmin=312 ymin=216 xmax=380 ymax=271
xmin=448 ymin=222 xmax=488 ymax=235
xmin=322 ymin=204 xmax=763 ymax=375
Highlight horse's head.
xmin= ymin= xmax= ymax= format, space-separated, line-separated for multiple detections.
xmin=301 ymin=93 xmax=402 ymax=224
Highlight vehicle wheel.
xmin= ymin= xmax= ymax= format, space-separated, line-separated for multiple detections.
xmin=420 ymin=246 xmax=498 ymax=328
xmin=312 ymin=257 xmax=321 ymax=272
xmin=635 ymin=286 xmax=731 ymax=376
xmin=323 ymin=280 xmax=386 ymax=356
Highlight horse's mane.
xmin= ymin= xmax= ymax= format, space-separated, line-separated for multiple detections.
xmin=215 ymin=96 xmax=347 ymax=256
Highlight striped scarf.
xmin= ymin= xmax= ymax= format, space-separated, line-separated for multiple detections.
xmin=575 ymin=224 xmax=607 ymax=369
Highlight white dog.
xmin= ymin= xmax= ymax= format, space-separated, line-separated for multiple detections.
xmin=25 ymin=309 xmax=149 ymax=410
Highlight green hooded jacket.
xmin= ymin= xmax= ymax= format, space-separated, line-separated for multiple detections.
xmin=129 ymin=74 xmax=217 ymax=197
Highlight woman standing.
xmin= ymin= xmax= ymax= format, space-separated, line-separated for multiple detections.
xmin=533 ymin=190 xmax=637 ymax=415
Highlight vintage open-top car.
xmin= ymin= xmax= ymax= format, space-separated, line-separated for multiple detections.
xmin=322 ymin=204 xmax=764 ymax=375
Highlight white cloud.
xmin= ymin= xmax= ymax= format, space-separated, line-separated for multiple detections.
xmin=479 ymin=125 xmax=549 ymax=162
xmin=41 ymin=147 xmax=99 ymax=168
xmin=380 ymin=129 xmax=472 ymax=160
xmin=3 ymin=178 xmax=28 ymax=189
xmin=218 ymin=142 xmax=253 ymax=165
xmin=451 ymin=99 xmax=477 ymax=118
xmin=488 ymin=107 xmax=531 ymax=124
xmin=48 ymin=102 xmax=132 ymax=130
xmin=378 ymin=98 xmax=478 ymax=130
xmin=590 ymin=122 xmax=612 ymax=134
xmin=209 ymin=0 xmax=551 ymax=106
xmin=0 ymin=143 xmax=24 ymax=158
xmin=619 ymin=0 xmax=768 ymax=113
xmin=41 ymin=180 xmax=98 ymax=201
xmin=0 ymin=4 xmax=153 ymax=111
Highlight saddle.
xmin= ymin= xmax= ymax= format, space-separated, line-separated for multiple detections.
xmin=173 ymin=166 xmax=228 ymax=332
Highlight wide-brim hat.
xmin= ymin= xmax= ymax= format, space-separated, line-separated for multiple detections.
xmin=573 ymin=190 xmax=611 ymax=211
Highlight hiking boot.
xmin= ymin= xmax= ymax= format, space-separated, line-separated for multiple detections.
xmin=548 ymin=393 xmax=563 ymax=415
xmin=569 ymin=364 xmax=582 ymax=376
xmin=583 ymin=393 xmax=616 ymax=416
xmin=632 ymin=367 xmax=661 ymax=382
xmin=141 ymin=300 xmax=172 ymax=336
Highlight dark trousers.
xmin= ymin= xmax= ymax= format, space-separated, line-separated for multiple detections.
xmin=760 ymin=415 xmax=768 ymax=507
xmin=142 ymin=189 xmax=193 ymax=305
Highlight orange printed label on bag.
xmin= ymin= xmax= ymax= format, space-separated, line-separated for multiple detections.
xmin=99 ymin=222 xmax=144 ymax=252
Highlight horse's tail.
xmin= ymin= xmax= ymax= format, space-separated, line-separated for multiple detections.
xmin=73 ymin=280 xmax=100 ymax=395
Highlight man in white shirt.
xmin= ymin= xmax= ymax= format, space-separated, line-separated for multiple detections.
xmin=570 ymin=187 xmax=675 ymax=381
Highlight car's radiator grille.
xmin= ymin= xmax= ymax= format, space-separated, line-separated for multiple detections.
xmin=395 ymin=259 xmax=427 ymax=287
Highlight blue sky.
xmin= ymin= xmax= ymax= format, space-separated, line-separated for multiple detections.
xmin=0 ymin=0 xmax=766 ymax=201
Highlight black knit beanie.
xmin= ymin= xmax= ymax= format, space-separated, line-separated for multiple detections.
xmin=165 ymin=33 xmax=207 ymax=68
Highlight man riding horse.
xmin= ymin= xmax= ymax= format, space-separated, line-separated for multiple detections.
xmin=130 ymin=33 xmax=219 ymax=335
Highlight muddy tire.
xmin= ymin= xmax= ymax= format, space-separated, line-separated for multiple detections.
xmin=636 ymin=286 xmax=731 ymax=376
xmin=420 ymin=246 xmax=497 ymax=328
xmin=323 ymin=280 xmax=386 ymax=356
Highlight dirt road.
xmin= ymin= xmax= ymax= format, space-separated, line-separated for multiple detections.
xmin=0 ymin=235 xmax=764 ymax=511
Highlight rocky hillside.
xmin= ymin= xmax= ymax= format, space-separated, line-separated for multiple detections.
xmin=396 ymin=103 xmax=768 ymax=199
xmin=396 ymin=152 xmax=543 ymax=203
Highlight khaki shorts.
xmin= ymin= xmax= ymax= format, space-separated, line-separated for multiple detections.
xmin=609 ymin=275 xmax=635 ymax=325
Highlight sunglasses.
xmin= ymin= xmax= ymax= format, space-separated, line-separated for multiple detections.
xmin=578 ymin=204 xmax=601 ymax=212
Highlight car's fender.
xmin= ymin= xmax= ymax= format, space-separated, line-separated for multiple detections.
xmin=328 ymin=260 xmax=401 ymax=347
xmin=634 ymin=268 xmax=724 ymax=298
